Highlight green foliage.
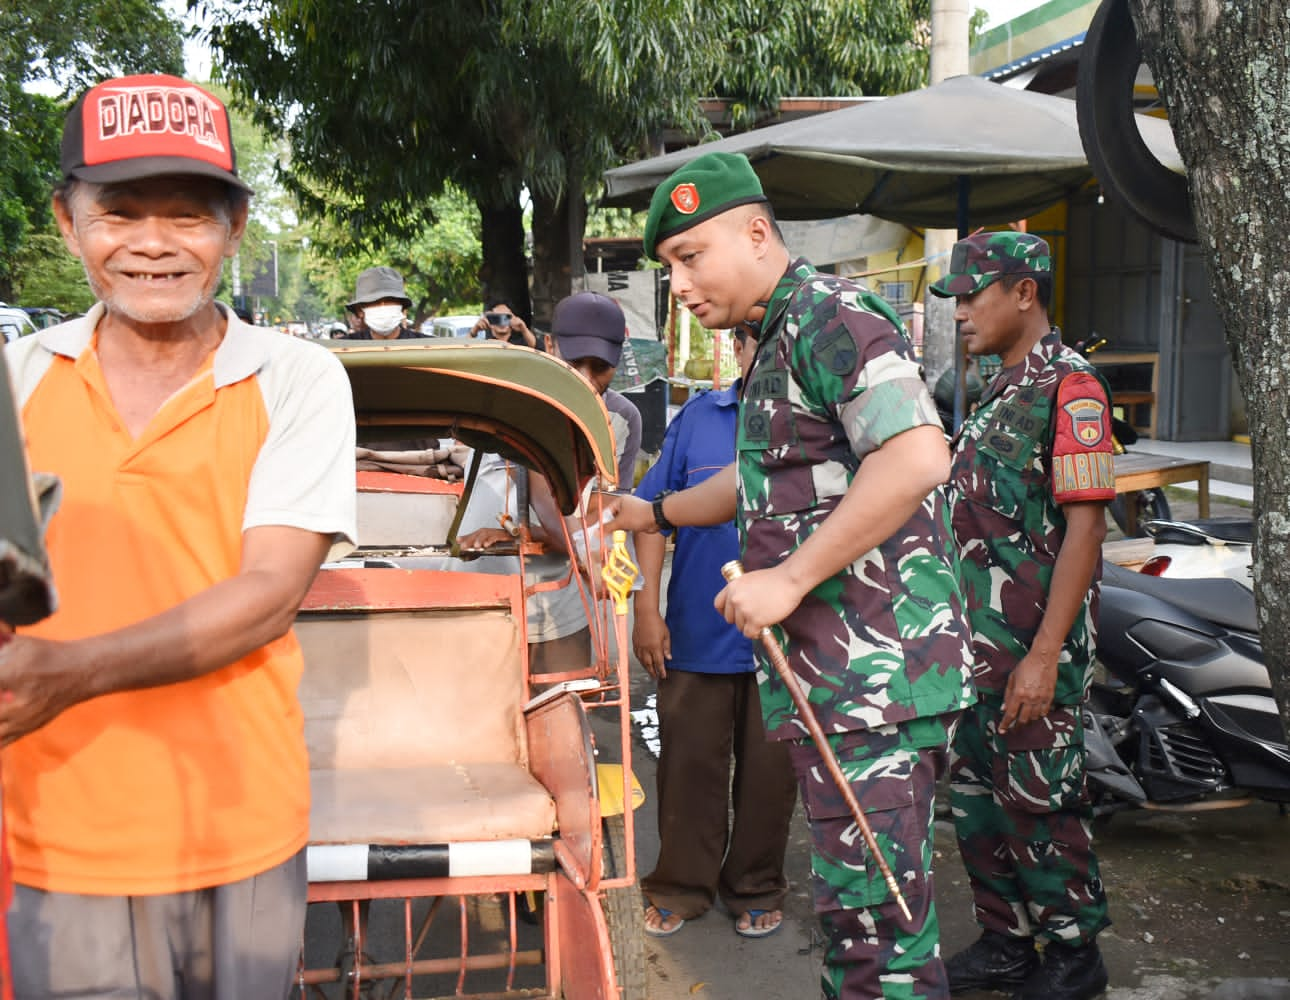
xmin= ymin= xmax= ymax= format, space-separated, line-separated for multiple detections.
xmin=0 ymin=0 xmax=184 ymax=98
xmin=586 ymin=206 xmax=648 ymax=240
xmin=303 ymin=185 xmax=484 ymax=321
xmin=9 ymin=228 xmax=96 ymax=314
xmin=204 ymin=0 xmax=933 ymax=313
xmin=0 ymin=0 xmax=184 ymax=300
xmin=0 ymin=89 xmax=61 ymax=299
xmin=716 ymin=0 xmax=931 ymax=126
xmin=208 ymin=0 xmax=717 ymax=243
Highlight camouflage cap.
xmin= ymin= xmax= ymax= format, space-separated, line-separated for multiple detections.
xmin=928 ymin=231 xmax=1052 ymax=297
xmin=642 ymin=152 xmax=768 ymax=260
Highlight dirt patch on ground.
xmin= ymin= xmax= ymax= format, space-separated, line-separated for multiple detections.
xmin=942 ymin=801 xmax=1290 ymax=999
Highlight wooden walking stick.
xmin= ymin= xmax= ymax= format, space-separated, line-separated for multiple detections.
xmin=720 ymin=560 xmax=914 ymax=921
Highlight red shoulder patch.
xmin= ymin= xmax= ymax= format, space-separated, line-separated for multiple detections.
xmin=1051 ymin=371 xmax=1116 ymax=504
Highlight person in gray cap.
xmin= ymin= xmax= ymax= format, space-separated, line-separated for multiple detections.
xmin=541 ymin=291 xmax=641 ymax=490
xmin=458 ymin=291 xmax=641 ymax=675
xmin=345 ymin=265 xmax=423 ymax=340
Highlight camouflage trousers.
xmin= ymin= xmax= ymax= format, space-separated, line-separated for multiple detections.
xmin=949 ymin=697 xmax=1110 ymax=945
xmin=788 ymin=715 xmax=958 ymax=1000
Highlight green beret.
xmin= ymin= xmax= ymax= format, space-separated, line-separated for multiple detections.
xmin=929 ymin=231 xmax=1053 ymax=297
xmin=643 ymin=152 xmax=768 ymax=259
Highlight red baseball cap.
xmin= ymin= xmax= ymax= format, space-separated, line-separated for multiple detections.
xmin=60 ymin=74 xmax=252 ymax=193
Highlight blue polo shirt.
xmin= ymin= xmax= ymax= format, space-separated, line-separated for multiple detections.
xmin=635 ymin=383 xmax=753 ymax=674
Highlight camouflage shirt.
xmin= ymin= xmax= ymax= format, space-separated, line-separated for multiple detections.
xmin=737 ymin=258 xmax=974 ymax=741
xmin=948 ymin=328 xmax=1116 ymax=705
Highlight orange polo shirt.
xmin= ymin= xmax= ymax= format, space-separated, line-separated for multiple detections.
xmin=3 ymin=306 xmax=355 ymax=894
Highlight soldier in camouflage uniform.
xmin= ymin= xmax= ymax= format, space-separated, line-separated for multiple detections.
xmin=930 ymin=233 xmax=1113 ymax=1000
xmin=607 ymin=151 xmax=975 ymax=999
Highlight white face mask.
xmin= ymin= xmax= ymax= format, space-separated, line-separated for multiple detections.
xmin=363 ymin=305 xmax=404 ymax=333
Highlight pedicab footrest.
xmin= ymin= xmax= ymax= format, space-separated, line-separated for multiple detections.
xmin=307 ymin=838 xmax=557 ymax=883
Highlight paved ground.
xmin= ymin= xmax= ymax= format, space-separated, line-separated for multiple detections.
xmin=629 ymin=669 xmax=1290 ymax=1000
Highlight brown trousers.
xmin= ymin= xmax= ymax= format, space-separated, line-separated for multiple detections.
xmin=641 ymin=669 xmax=798 ymax=920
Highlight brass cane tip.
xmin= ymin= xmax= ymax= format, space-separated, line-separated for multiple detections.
xmin=720 ymin=560 xmax=745 ymax=582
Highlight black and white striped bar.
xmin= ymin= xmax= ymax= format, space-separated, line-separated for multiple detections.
xmin=308 ymin=839 xmax=557 ymax=882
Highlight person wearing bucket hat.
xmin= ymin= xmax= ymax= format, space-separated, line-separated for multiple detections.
xmin=2 ymin=74 xmax=356 ymax=998
xmin=932 ymin=231 xmax=1113 ymax=1000
xmin=345 ymin=265 xmax=422 ymax=340
xmin=609 ymin=150 xmax=974 ymax=998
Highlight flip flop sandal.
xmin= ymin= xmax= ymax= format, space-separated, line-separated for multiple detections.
xmin=644 ymin=905 xmax=685 ymax=937
xmin=734 ymin=909 xmax=782 ymax=939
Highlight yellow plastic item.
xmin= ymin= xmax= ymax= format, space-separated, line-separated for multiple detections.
xmin=601 ymin=529 xmax=638 ymax=616
xmin=596 ymin=763 xmax=646 ymax=816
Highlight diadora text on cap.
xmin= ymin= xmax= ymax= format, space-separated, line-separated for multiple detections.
xmin=60 ymin=74 xmax=252 ymax=193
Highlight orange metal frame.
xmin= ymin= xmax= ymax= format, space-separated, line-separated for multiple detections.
xmin=296 ymin=464 xmax=637 ymax=999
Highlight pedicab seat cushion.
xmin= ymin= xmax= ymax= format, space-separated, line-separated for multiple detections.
xmin=309 ymin=763 xmax=557 ymax=844
xmin=296 ymin=602 xmax=557 ymax=846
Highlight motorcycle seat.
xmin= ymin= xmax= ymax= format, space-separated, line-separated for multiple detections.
xmin=1143 ymin=517 xmax=1253 ymax=546
xmin=1103 ymin=562 xmax=1257 ymax=634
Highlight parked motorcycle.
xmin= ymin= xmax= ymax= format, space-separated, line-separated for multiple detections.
xmin=1085 ymin=538 xmax=1290 ymax=815
xmin=1136 ymin=517 xmax=1253 ymax=582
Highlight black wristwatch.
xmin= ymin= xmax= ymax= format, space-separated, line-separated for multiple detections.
xmin=652 ymin=490 xmax=676 ymax=532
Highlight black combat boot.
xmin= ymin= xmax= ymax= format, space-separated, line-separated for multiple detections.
xmin=946 ymin=930 xmax=1038 ymax=994
xmin=1013 ymin=940 xmax=1109 ymax=1000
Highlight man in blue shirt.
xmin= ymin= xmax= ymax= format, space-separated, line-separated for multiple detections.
xmin=633 ymin=328 xmax=797 ymax=938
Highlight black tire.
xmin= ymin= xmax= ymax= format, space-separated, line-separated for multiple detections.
xmin=1076 ymin=0 xmax=1197 ymax=243
xmin=1109 ymin=486 xmax=1172 ymax=536
xmin=601 ymin=815 xmax=647 ymax=1000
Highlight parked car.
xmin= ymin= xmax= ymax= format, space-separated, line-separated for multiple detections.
xmin=23 ymin=307 xmax=65 ymax=330
xmin=0 ymin=304 xmax=36 ymax=343
xmin=422 ymin=313 xmax=480 ymax=339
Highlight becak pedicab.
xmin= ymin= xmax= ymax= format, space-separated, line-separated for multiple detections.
xmin=294 ymin=341 xmax=645 ymax=999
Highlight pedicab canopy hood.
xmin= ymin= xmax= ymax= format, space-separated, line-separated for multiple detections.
xmin=328 ymin=341 xmax=619 ymax=511
xmin=60 ymin=74 xmax=252 ymax=193
xmin=643 ymin=151 xmax=769 ymax=259
xmin=929 ymin=231 xmax=1053 ymax=298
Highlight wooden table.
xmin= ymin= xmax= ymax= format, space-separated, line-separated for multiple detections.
xmin=1091 ymin=351 xmax=1159 ymax=438
xmin=1113 ymin=451 xmax=1210 ymax=535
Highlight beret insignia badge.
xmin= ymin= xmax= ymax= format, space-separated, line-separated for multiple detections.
xmin=670 ymin=182 xmax=700 ymax=215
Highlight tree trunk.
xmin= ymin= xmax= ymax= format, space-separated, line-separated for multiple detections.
xmin=478 ymin=197 xmax=532 ymax=323
xmin=1132 ymin=0 xmax=1290 ymax=729
xmin=530 ymin=180 xmax=586 ymax=330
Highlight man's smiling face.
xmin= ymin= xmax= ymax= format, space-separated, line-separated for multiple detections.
xmin=56 ymin=176 xmax=245 ymax=330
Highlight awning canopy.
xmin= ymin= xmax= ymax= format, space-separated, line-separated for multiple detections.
xmin=603 ymin=74 xmax=1183 ymax=230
